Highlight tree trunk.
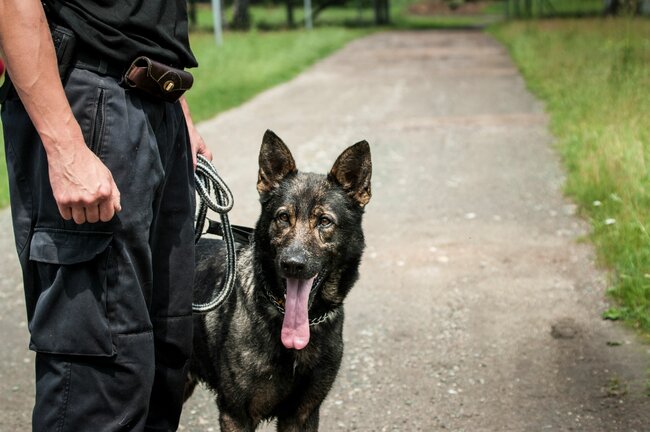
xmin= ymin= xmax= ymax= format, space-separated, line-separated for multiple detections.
xmin=231 ymin=0 xmax=251 ymax=30
xmin=374 ymin=0 xmax=389 ymax=24
xmin=286 ymin=0 xmax=295 ymax=27
xmin=605 ymin=0 xmax=641 ymax=15
xmin=188 ymin=0 xmax=197 ymax=28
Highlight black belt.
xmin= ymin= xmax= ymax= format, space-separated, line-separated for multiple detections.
xmin=74 ymin=51 xmax=126 ymax=79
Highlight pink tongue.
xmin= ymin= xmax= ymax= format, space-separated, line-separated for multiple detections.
xmin=281 ymin=277 xmax=315 ymax=350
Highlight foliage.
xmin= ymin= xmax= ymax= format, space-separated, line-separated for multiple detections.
xmin=491 ymin=19 xmax=650 ymax=331
xmin=505 ymin=0 xmax=608 ymax=18
xmin=186 ymin=27 xmax=368 ymax=122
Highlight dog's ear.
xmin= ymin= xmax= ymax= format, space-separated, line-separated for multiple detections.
xmin=329 ymin=140 xmax=372 ymax=207
xmin=257 ymin=130 xmax=297 ymax=194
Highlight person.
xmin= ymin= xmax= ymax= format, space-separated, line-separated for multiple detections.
xmin=0 ymin=0 xmax=212 ymax=430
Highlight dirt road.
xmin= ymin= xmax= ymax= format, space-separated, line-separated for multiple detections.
xmin=2 ymin=31 xmax=649 ymax=431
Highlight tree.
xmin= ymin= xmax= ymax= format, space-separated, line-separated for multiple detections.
xmin=286 ymin=0 xmax=295 ymax=27
xmin=188 ymin=0 xmax=198 ymax=27
xmin=604 ymin=0 xmax=641 ymax=15
xmin=231 ymin=0 xmax=252 ymax=30
xmin=374 ymin=0 xmax=389 ymax=24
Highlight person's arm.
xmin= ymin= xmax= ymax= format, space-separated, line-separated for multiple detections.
xmin=0 ymin=0 xmax=120 ymax=224
xmin=180 ymin=96 xmax=213 ymax=170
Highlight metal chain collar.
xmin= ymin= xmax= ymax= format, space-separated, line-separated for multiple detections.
xmin=264 ymin=287 xmax=340 ymax=327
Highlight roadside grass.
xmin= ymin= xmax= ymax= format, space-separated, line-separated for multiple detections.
xmin=505 ymin=0 xmax=604 ymax=17
xmin=186 ymin=27 xmax=369 ymax=122
xmin=490 ymin=19 xmax=650 ymax=331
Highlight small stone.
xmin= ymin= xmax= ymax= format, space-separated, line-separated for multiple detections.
xmin=551 ymin=318 xmax=579 ymax=339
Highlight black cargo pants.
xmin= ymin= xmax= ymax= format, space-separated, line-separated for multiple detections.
xmin=1 ymin=66 xmax=195 ymax=431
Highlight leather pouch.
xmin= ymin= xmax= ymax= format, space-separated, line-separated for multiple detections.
xmin=123 ymin=56 xmax=193 ymax=103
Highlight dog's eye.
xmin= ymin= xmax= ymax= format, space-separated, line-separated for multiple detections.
xmin=276 ymin=212 xmax=290 ymax=223
xmin=318 ymin=216 xmax=333 ymax=227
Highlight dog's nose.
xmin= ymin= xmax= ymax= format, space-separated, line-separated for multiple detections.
xmin=281 ymin=256 xmax=306 ymax=277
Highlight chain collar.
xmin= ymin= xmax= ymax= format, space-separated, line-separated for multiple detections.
xmin=264 ymin=287 xmax=340 ymax=327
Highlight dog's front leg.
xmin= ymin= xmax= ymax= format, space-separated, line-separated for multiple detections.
xmin=219 ymin=411 xmax=255 ymax=432
xmin=277 ymin=407 xmax=320 ymax=432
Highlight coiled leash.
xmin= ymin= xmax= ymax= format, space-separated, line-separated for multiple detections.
xmin=192 ymin=154 xmax=237 ymax=313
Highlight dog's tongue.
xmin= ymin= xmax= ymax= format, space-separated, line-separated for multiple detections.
xmin=281 ymin=277 xmax=315 ymax=350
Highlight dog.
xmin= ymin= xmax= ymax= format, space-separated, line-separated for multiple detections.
xmin=185 ymin=130 xmax=372 ymax=431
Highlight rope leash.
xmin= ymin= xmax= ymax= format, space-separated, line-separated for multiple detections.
xmin=192 ymin=154 xmax=237 ymax=313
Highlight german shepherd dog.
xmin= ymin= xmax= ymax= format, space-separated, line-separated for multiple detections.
xmin=186 ymin=130 xmax=372 ymax=431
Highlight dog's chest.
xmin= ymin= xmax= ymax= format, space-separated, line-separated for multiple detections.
xmin=244 ymin=355 xmax=312 ymax=418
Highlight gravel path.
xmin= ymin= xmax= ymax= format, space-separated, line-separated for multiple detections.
xmin=2 ymin=31 xmax=650 ymax=431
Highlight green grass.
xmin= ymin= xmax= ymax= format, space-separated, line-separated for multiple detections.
xmin=490 ymin=19 xmax=650 ymax=331
xmin=548 ymin=0 xmax=603 ymax=14
xmin=505 ymin=0 xmax=604 ymax=17
xmin=391 ymin=0 xmax=505 ymax=29
xmin=186 ymin=27 xmax=368 ymax=122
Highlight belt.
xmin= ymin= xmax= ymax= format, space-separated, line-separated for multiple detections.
xmin=74 ymin=50 xmax=126 ymax=79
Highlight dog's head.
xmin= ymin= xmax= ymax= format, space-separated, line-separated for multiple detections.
xmin=254 ymin=130 xmax=372 ymax=350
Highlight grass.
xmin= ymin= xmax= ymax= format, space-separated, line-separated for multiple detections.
xmin=506 ymin=0 xmax=604 ymax=17
xmin=490 ymin=19 xmax=650 ymax=331
xmin=186 ymin=27 xmax=369 ymax=122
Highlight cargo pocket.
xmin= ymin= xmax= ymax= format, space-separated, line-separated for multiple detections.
xmin=28 ymin=229 xmax=115 ymax=357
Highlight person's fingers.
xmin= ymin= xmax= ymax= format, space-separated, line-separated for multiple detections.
xmin=98 ymin=200 xmax=115 ymax=222
xmin=58 ymin=205 xmax=73 ymax=221
xmin=98 ymin=181 xmax=121 ymax=222
xmin=85 ymin=205 xmax=100 ymax=223
xmin=200 ymin=145 xmax=213 ymax=162
xmin=112 ymin=182 xmax=122 ymax=213
xmin=71 ymin=206 xmax=87 ymax=225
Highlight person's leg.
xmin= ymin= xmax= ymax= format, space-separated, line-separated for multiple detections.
xmin=143 ymin=102 xmax=195 ymax=431
xmin=2 ymin=67 xmax=175 ymax=431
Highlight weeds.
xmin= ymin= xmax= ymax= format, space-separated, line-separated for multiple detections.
xmin=491 ymin=19 xmax=650 ymax=332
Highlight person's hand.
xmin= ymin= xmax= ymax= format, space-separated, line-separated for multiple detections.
xmin=47 ymin=143 xmax=122 ymax=224
xmin=188 ymin=123 xmax=213 ymax=170
xmin=179 ymin=96 xmax=212 ymax=170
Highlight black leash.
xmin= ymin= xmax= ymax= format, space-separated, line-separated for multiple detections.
xmin=192 ymin=154 xmax=237 ymax=313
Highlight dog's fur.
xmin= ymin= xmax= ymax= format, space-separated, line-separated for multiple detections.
xmin=186 ymin=130 xmax=372 ymax=431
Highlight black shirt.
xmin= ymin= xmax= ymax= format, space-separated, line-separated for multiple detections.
xmin=44 ymin=0 xmax=198 ymax=68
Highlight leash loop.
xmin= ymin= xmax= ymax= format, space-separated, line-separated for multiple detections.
xmin=192 ymin=154 xmax=237 ymax=313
